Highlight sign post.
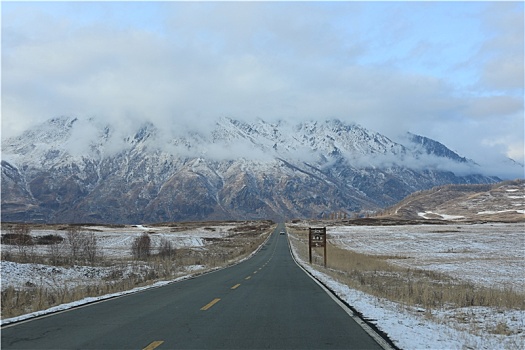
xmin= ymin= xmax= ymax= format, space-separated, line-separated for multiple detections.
xmin=308 ymin=227 xmax=327 ymax=267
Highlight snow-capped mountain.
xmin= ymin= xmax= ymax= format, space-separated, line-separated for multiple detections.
xmin=1 ymin=116 xmax=502 ymax=223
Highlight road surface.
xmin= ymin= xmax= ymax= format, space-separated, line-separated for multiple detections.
xmin=2 ymin=224 xmax=390 ymax=349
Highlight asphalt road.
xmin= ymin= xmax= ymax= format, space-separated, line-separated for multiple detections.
xmin=2 ymin=224 xmax=388 ymax=349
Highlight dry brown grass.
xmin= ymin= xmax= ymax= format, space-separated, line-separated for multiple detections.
xmin=1 ymin=221 xmax=274 ymax=320
xmin=288 ymin=228 xmax=525 ymax=312
xmin=1 ymin=277 xmax=152 ymax=319
xmin=377 ymin=179 xmax=525 ymax=223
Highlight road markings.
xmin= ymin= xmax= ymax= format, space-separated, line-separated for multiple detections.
xmin=200 ymin=298 xmax=221 ymax=311
xmin=231 ymin=283 xmax=241 ymax=290
xmin=245 ymin=276 xmax=251 ymax=280
xmin=143 ymin=340 xmax=164 ymax=350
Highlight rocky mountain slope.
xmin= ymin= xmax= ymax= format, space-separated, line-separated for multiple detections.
xmin=1 ymin=117 xmax=504 ymax=223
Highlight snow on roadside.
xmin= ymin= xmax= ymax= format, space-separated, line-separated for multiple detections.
xmin=0 ymin=278 xmax=177 ymax=326
xmin=301 ymin=264 xmax=523 ymax=349
xmin=288 ymin=226 xmax=525 ymax=350
xmin=1 ymin=261 xmax=215 ymax=327
xmin=1 ymin=226 xmax=271 ymax=327
xmin=1 ymin=261 xmax=116 ymax=289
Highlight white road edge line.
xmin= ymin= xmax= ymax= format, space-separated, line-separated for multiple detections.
xmin=286 ymin=234 xmax=396 ymax=350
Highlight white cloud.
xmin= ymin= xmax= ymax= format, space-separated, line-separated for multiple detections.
xmin=463 ymin=95 xmax=523 ymax=120
xmin=1 ymin=1 xmax=523 ymax=179
xmin=478 ymin=2 xmax=524 ymax=92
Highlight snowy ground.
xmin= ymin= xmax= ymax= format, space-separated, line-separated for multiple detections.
xmin=288 ymin=222 xmax=525 ymax=349
xmin=2 ymin=222 xmax=524 ymax=349
xmin=1 ymin=224 xmax=235 ymax=295
xmin=327 ymin=223 xmax=525 ymax=291
xmin=2 ymin=223 xmax=234 ymax=259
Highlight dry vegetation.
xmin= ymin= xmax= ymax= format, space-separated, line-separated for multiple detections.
xmin=1 ymin=221 xmax=274 ymax=319
xmin=376 ymin=179 xmax=525 ymax=222
xmin=288 ymin=179 xmax=524 ymax=344
xmin=288 ymin=227 xmax=524 ymax=335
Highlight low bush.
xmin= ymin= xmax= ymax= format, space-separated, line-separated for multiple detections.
xmin=36 ymin=234 xmax=64 ymax=245
xmin=1 ymin=233 xmax=33 ymax=245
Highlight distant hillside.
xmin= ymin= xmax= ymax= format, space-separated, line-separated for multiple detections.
xmin=379 ymin=179 xmax=524 ymax=222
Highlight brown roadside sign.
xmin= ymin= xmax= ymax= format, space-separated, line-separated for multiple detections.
xmin=309 ymin=227 xmax=327 ymax=266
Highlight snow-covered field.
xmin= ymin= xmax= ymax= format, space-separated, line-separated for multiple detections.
xmin=2 ymin=224 xmax=234 ymax=259
xmin=289 ymin=222 xmax=525 ymax=349
xmin=1 ymin=223 xmax=245 ymax=293
xmin=328 ymin=223 xmax=525 ymax=291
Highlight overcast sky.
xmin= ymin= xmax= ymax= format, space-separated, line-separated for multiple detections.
xmin=2 ymin=1 xmax=524 ymax=175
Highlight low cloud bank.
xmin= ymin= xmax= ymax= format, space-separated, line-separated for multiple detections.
xmin=8 ymin=116 xmax=519 ymax=180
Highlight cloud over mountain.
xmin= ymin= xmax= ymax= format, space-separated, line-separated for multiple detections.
xmin=2 ymin=116 xmax=513 ymax=224
xmin=2 ymin=2 xmax=523 ymax=174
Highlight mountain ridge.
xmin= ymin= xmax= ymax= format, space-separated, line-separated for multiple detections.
xmin=1 ymin=116 xmax=506 ymax=223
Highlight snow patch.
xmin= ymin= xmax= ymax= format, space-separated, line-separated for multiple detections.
xmin=417 ymin=211 xmax=465 ymax=220
xmin=477 ymin=210 xmax=525 ymax=215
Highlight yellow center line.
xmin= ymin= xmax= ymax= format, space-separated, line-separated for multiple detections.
xmin=143 ymin=340 xmax=164 ymax=350
xmin=245 ymin=276 xmax=251 ymax=280
xmin=200 ymin=298 xmax=221 ymax=311
xmin=231 ymin=283 xmax=241 ymax=290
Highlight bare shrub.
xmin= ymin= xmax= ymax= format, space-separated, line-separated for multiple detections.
xmin=158 ymin=237 xmax=175 ymax=259
xmin=1 ymin=233 xmax=33 ymax=245
xmin=81 ymin=231 xmax=99 ymax=266
xmin=1 ymin=249 xmax=13 ymax=261
xmin=65 ymin=227 xmax=83 ymax=263
xmin=47 ymin=240 xmax=64 ymax=266
xmin=490 ymin=321 xmax=512 ymax=335
xmin=64 ymin=228 xmax=99 ymax=265
xmin=2 ymin=225 xmax=35 ymax=263
xmin=36 ymin=234 xmax=63 ymax=245
xmin=131 ymin=233 xmax=151 ymax=260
